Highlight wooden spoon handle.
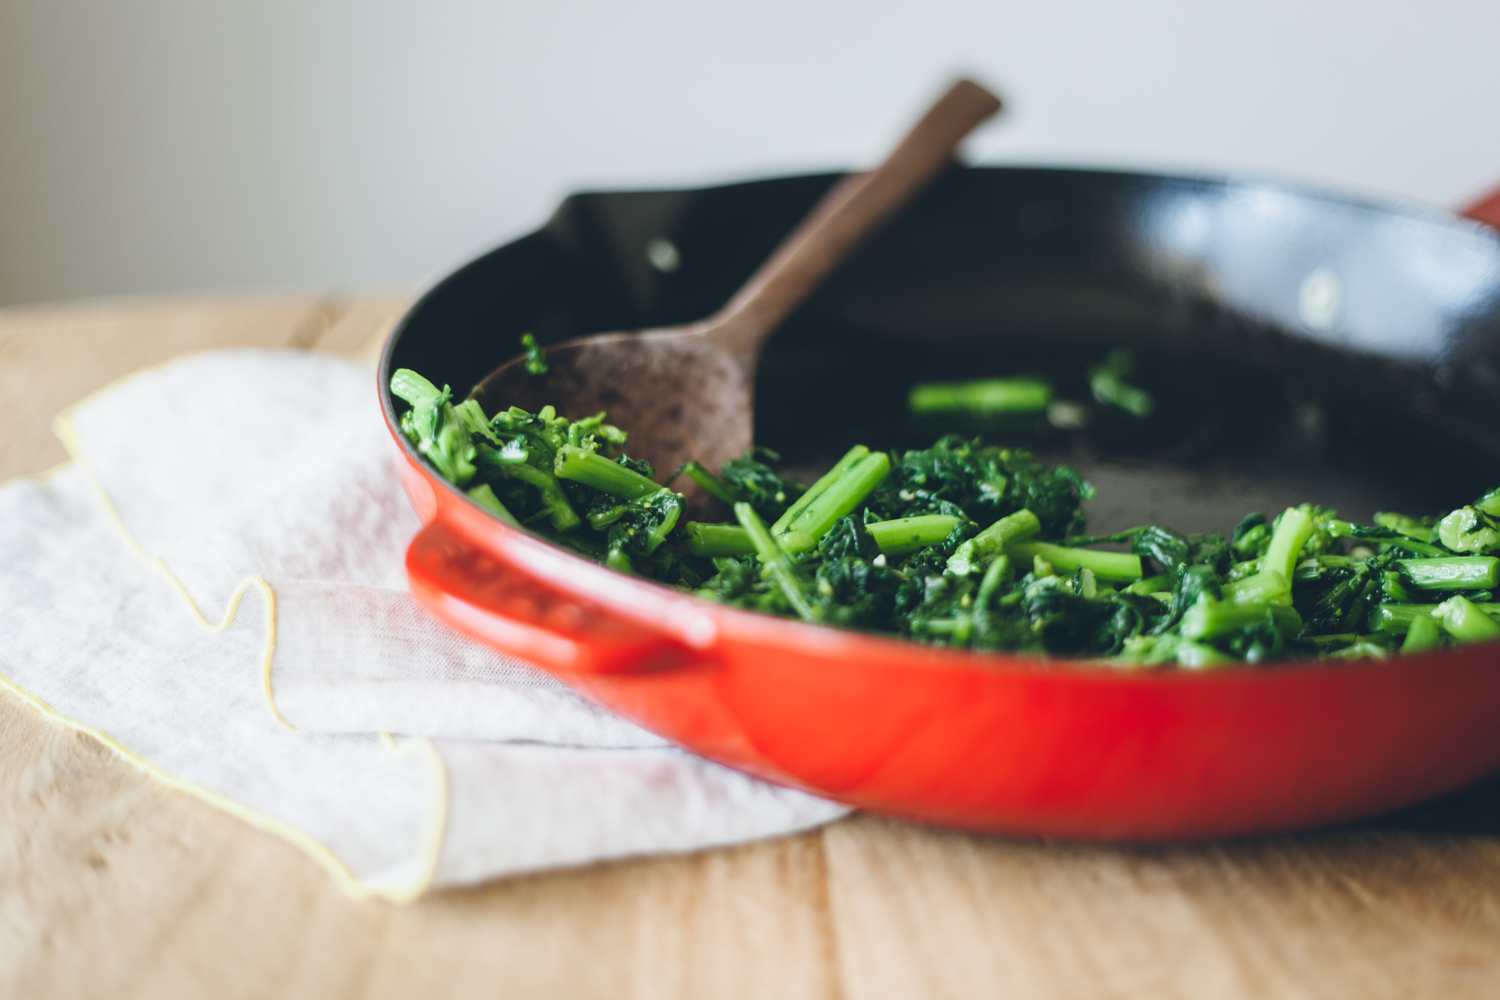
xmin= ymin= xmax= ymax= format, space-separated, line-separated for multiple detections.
xmin=707 ymin=79 xmax=1003 ymax=366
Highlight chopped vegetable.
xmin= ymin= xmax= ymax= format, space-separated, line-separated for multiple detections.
xmin=1088 ymin=349 xmax=1153 ymax=417
xmin=1432 ymin=595 xmax=1500 ymax=643
xmin=520 ymin=333 xmax=548 ymax=376
xmin=909 ymin=378 xmax=1052 ymax=416
xmin=391 ymin=366 xmax=1500 ymax=666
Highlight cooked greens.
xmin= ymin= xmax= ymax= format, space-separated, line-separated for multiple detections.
xmin=392 ymin=367 xmax=1500 ymax=667
xmin=907 ymin=349 xmax=1153 ymax=423
xmin=908 ymin=377 xmax=1052 ymax=416
xmin=519 ymin=332 xmax=549 ymax=376
xmin=1087 ymin=348 xmax=1153 ymax=418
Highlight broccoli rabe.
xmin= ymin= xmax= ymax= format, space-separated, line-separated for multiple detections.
xmin=908 ymin=349 xmax=1153 ymax=423
xmin=520 ymin=333 xmax=549 ymax=376
xmin=908 ymin=377 xmax=1052 ymax=416
xmin=1088 ymin=348 xmax=1153 ymax=418
xmin=392 ymin=367 xmax=1500 ymax=667
xmin=674 ymin=446 xmax=806 ymax=522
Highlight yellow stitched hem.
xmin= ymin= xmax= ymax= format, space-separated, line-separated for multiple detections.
xmin=52 ymin=413 xmax=296 ymax=727
xmin=408 ymin=736 xmax=450 ymax=894
xmin=38 ymin=351 xmax=449 ymax=902
xmin=0 ymin=670 xmax=444 ymax=903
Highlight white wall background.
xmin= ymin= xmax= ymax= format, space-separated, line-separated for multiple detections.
xmin=2 ymin=0 xmax=1498 ymax=308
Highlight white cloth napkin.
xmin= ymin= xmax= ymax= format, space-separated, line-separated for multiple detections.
xmin=0 ymin=348 xmax=845 ymax=900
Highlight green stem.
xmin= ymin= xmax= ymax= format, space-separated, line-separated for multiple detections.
xmin=977 ymin=554 xmax=1010 ymax=606
xmin=1401 ymin=613 xmax=1443 ymax=654
xmin=1432 ymin=595 xmax=1500 ymax=643
xmin=1396 ymin=556 xmax=1500 ymax=591
xmin=451 ymin=398 xmax=502 ymax=445
xmin=1222 ymin=569 xmax=1291 ymax=606
xmin=1373 ymin=601 xmax=1500 ymax=634
xmin=419 ymin=417 xmax=477 ymax=486
xmin=1089 ymin=370 xmax=1153 ymax=417
xmin=498 ymin=462 xmax=580 ymax=532
xmin=907 ymin=378 xmax=1052 ymax=416
xmin=867 ymin=515 xmax=960 ymax=557
xmin=1179 ymin=598 xmax=1301 ymax=641
xmin=679 ymin=461 xmax=745 ymax=506
xmin=1388 ymin=538 xmax=1448 ymax=557
xmin=1330 ymin=519 xmax=1445 ymax=556
xmin=684 ymin=522 xmax=757 ymax=557
xmin=1263 ymin=506 xmax=1315 ymax=583
xmin=777 ymin=452 xmax=891 ymax=552
xmin=1380 ymin=570 xmax=1420 ymax=602
xmin=1231 ymin=524 xmax=1269 ymax=556
xmin=1061 ymin=527 xmax=1145 ymax=547
xmin=687 ymin=513 xmax=963 ymax=559
xmin=474 ymin=438 xmax=529 ymax=466
xmin=1124 ymin=572 xmax=1174 ymax=595
xmin=466 ymin=483 xmax=521 ymax=527
xmin=1373 ymin=511 xmax=1438 ymax=542
xmin=1371 ymin=603 xmax=1425 ymax=635
xmin=1006 ymin=540 xmax=1142 ymax=581
xmin=390 ymin=368 xmax=443 ymax=407
xmin=554 ymin=445 xmax=661 ymax=500
xmin=735 ymin=503 xmax=818 ymax=622
xmin=947 ymin=509 xmax=1041 ymax=575
xmin=770 ymin=446 xmax=869 ymax=535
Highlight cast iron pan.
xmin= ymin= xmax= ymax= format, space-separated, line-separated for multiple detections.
xmin=381 ymin=166 xmax=1500 ymax=839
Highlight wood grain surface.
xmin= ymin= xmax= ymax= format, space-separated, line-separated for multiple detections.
xmin=3 ymin=295 xmax=1500 ymax=999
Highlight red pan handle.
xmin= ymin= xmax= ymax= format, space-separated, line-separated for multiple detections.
xmin=405 ymin=518 xmax=700 ymax=676
xmin=1461 ymin=184 xmax=1500 ymax=229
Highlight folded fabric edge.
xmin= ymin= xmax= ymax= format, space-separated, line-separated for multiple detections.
xmin=46 ymin=379 xmax=455 ymax=903
xmin=55 ymin=399 xmax=298 ymax=727
xmin=51 ymin=350 xmax=391 ymax=734
xmin=0 ymin=663 xmax=450 ymax=903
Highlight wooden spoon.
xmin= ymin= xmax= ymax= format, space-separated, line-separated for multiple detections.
xmin=470 ymin=79 xmax=1002 ymax=511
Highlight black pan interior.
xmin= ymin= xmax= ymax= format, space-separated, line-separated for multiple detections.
xmin=384 ymin=165 xmax=1500 ymax=538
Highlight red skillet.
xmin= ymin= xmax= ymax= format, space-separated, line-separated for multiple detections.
xmin=383 ymin=146 xmax=1500 ymax=837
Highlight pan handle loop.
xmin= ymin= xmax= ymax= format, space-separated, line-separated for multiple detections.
xmin=405 ymin=519 xmax=700 ymax=676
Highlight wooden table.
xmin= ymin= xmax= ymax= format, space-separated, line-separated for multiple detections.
xmin=5 ymin=295 xmax=1500 ymax=999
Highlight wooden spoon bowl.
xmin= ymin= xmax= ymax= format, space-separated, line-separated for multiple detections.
xmin=469 ymin=80 xmax=1002 ymax=509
